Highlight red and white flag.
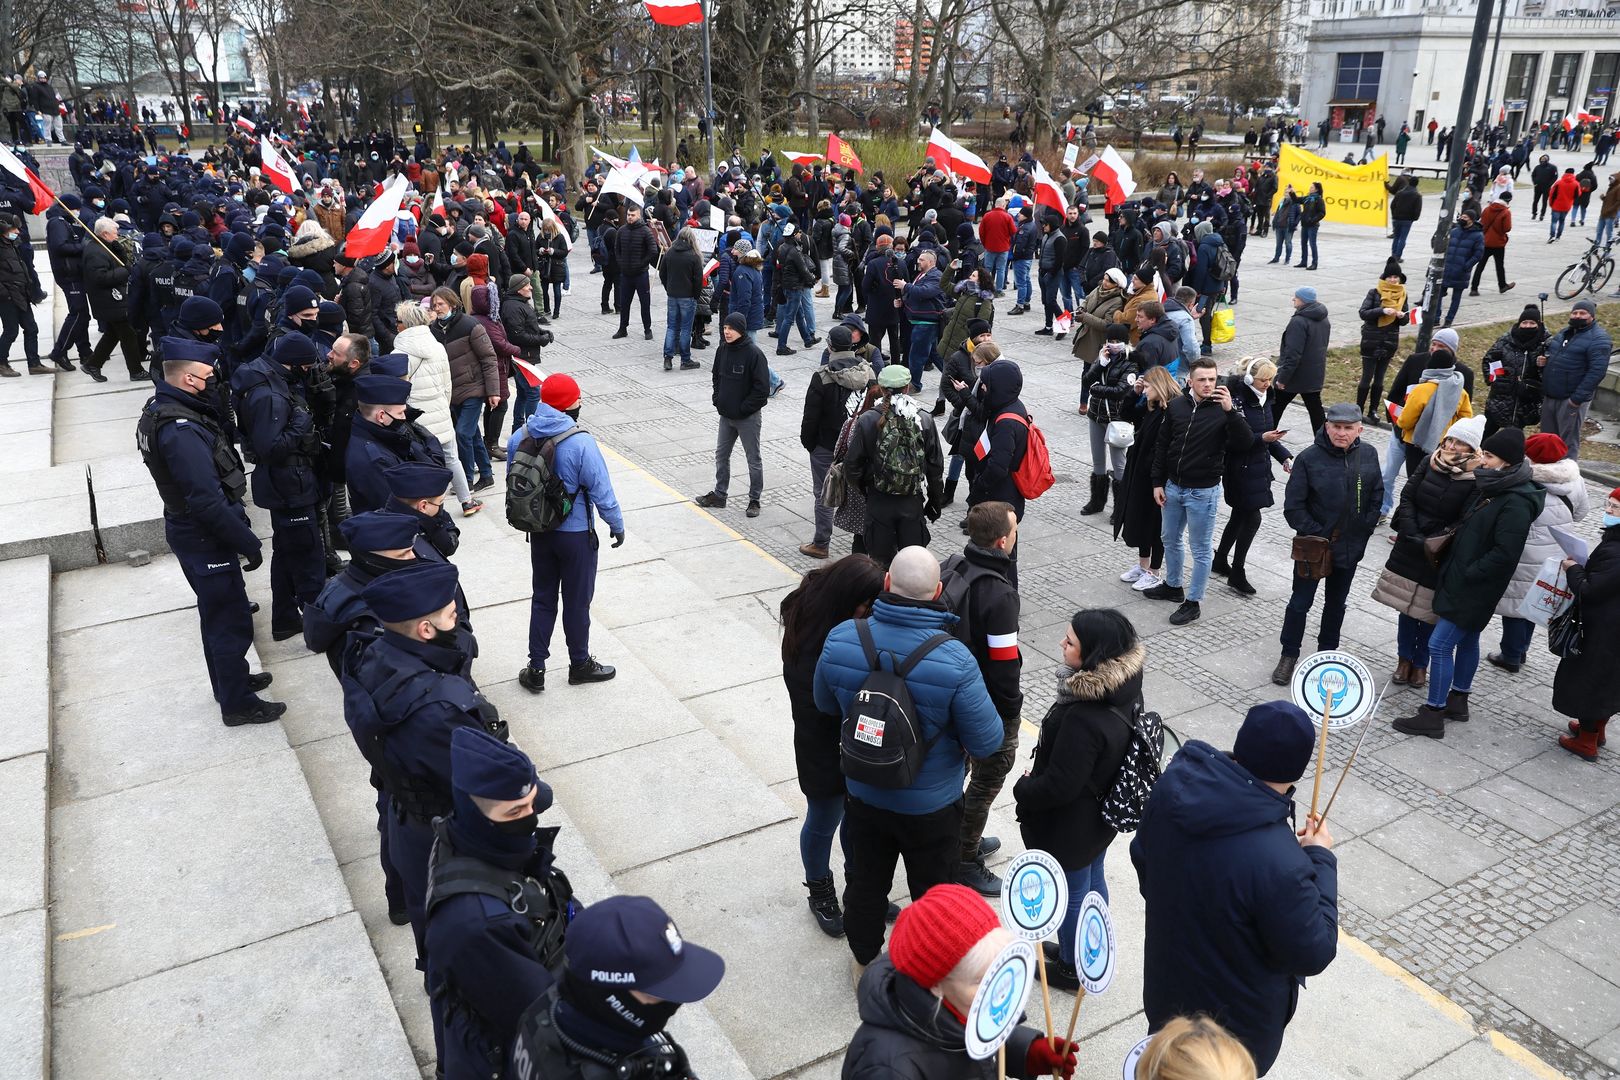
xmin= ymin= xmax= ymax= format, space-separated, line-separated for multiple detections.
xmin=1386 ymin=400 xmax=1403 ymax=424
xmin=974 ymin=426 xmax=992 ymax=461
xmin=1486 ymin=357 xmax=1505 ymax=382
xmin=1032 ymin=162 xmax=1068 ymax=217
xmin=234 ymin=115 xmax=257 ymax=135
xmin=0 ymin=142 xmax=54 ymax=212
xmin=645 ymin=0 xmax=702 ymax=25
xmin=536 ymin=198 xmax=573 ymax=251
xmin=925 ymin=126 xmax=992 ymax=185
xmin=258 ymin=136 xmax=296 ymax=195
xmin=1562 ymin=115 xmax=1577 ymax=133
xmin=986 ymin=630 xmax=1019 ymax=662
xmin=513 ymin=357 xmax=545 ymax=388
xmin=1155 ymin=272 xmax=1171 ymax=303
xmin=780 ymin=149 xmax=824 ymax=166
xmin=429 ymin=188 xmax=445 ymax=219
xmin=1408 ymin=306 xmax=1422 ymax=326
xmin=344 ymin=174 xmax=409 ymax=260
xmin=702 ymin=256 xmax=720 ymax=284
xmin=1053 ymin=310 xmax=1073 ymax=335
xmin=1091 ymin=145 xmax=1137 ymax=210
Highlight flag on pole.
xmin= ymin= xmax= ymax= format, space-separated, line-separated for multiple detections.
xmin=536 ymin=199 xmax=573 ymax=251
xmin=645 ymin=0 xmax=702 ymax=25
xmin=1562 ymin=115 xmax=1576 ymax=133
xmin=590 ymin=145 xmax=630 ymax=169
xmin=600 ymin=166 xmax=645 ymax=207
xmin=258 ymin=136 xmax=296 ymax=195
xmin=1063 ymin=121 xmax=1076 ymax=143
xmin=702 ymin=256 xmax=720 ymax=284
xmin=1091 ymin=145 xmax=1136 ymax=210
xmin=430 ymin=189 xmax=445 ymax=219
xmin=827 ymin=132 xmax=863 ymax=173
xmin=513 ymin=357 xmax=545 ymax=388
xmin=1408 ymin=306 xmax=1422 ymax=326
xmin=344 ymin=174 xmax=409 ymax=260
xmin=0 ymin=142 xmax=53 ymax=212
xmin=234 ymin=115 xmax=257 ymax=135
xmin=925 ymin=126 xmax=992 ymax=185
xmin=1031 ymin=162 xmax=1068 ymax=216
xmin=628 ymin=145 xmax=643 ymax=166
xmin=780 ymin=149 xmax=824 ymax=166
xmin=1155 ymin=271 xmax=1171 ymax=303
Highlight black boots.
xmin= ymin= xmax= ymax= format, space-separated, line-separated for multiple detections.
xmin=942 ymin=479 xmax=958 ymax=505
xmin=1393 ymin=704 xmax=1446 ymax=738
xmin=1444 ymin=689 xmax=1470 ymax=722
xmin=805 ymin=876 xmax=845 ymax=937
xmin=1081 ymin=474 xmax=1109 ymax=516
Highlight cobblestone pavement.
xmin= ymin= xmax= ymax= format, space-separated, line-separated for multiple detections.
xmin=546 ymin=155 xmax=1620 ymax=1077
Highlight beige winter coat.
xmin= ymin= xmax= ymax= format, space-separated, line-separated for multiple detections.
xmin=396 ymin=323 xmax=456 ymax=449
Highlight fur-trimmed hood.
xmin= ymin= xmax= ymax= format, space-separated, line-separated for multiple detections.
xmin=1059 ymin=641 xmax=1147 ymax=702
xmin=1531 ymin=458 xmax=1587 ymax=509
xmin=289 ymin=228 xmax=335 ymax=258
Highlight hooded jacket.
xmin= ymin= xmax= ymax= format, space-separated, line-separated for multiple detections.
xmin=967 ymin=361 xmax=1030 ymax=516
xmin=729 ymin=257 xmax=766 ymax=331
xmin=712 ymin=324 xmax=770 ymax=420
xmin=433 ymin=310 xmax=502 ymax=407
xmin=1494 ymin=457 xmax=1587 ymax=617
xmin=1540 ymin=319 xmax=1614 ymax=404
xmin=1131 ymin=740 xmax=1338 ymax=1076
xmin=1482 ymin=324 xmax=1548 ymax=431
xmin=397 ymin=323 xmax=456 ymax=448
xmin=1276 ymin=300 xmax=1330 ymax=393
xmin=1435 ymin=463 xmax=1546 ymax=630
xmin=802 ymin=350 xmax=874 ymax=452
xmin=503 ymin=404 xmax=624 ymax=534
xmin=232 ymin=356 xmax=320 ymax=509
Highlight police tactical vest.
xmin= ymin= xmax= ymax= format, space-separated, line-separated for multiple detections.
xmin=136 ymin=394 xmax=247 ymax=514
xmin=426 ymin=819 xmax=573 ymax=965
xmin=510 ymin=988 xmax=695 ymax=1080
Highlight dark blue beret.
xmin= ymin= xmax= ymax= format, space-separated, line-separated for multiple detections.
xmin=370 ymin=352 xmax=408 ymax=377
xmin=338 ymin=510 xmax=420 ymax=552
xmin=272 ymin=333 xmax=318 ymax=365
xmin=354 ymin=374 xmax=411 ymax=404
xmin=360 ymin=559 xmax=460 ymax=622
xmin=451 ymin=725 xmax=545 ymax=803
xmin=383 ymin=461 xmax=452 ymax=500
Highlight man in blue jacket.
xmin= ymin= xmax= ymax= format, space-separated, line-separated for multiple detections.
xmin=1131 ymin=701 xmax=1338 ymax=1077
xmin=1539 ymin=299 xmax=1613 ymax=459
xmin=508 ymin=373 xmax=624 ymax=691
xmin=813 ymin=546 xmax=1003 ymax=975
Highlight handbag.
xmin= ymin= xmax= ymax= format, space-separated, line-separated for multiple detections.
xmin=1516 ymin=557 xmax=1574 ymax=626
xmin=1105 ymin=420 xmax=1136 ymax=448
xmin=1422 ymin=529 xmax=1456 ymax=569
xmin=1291 ymin=534 xmax=1335 ymax=580
xmin=1548 ymin=595 xmax=1583 ymax=657
xmin=820 ymin=461 xmax=848 ymax=509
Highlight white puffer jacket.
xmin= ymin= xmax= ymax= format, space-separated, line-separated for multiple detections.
xmin=1495 ymin=457 xmax=1591 ymax=616
xmin=396 ymin=324 xmax=455 ymax=448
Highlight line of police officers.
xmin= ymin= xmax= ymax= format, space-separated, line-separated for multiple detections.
xmin=134 ymin=185 xmax=723 ymax=1077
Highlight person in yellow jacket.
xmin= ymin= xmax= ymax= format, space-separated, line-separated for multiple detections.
xmin=1397 ymin=353 xmax=1473 ymax=474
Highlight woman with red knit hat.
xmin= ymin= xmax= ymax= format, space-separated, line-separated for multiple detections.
xmin=1552 ymin=487 xmax=1620 ymax=760
xmin=842 ymin=884 xmax=1077 ymax=1079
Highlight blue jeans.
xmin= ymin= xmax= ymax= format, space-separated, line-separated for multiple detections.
xmin=1272 ymin=228 xmax=1294 ymax=263
xmin=1595 ymin=215 xmax=1616 ymax=248
xmin=511 ymin=378 xmax=539 ymax=429
xmin=1012 ymin=258 xmax=1033 ymax=305
xmin=800 ymin=794 xmax=852 ymax=881
xmin=1391 ymin=219 xmax=1414 ymax=259
xmin=1397 ymin=613 xmax=1435 ymax=667
xmin=1497 ymin=615 xmax=1535 ymax=665
xmin=454 ymin=398 xmax=491 ymax=480
xmin=1427 ymin=617 xmax=1480 ymax=708
xmin=1298 ymin=225 xmax=1319 ymax=266
xmin=1439 ymin=284 xmax=1466 ymax=325
xmin=776 ymin=288 xmax=815 ymax=347
xmin=947 ymin=452 xmax=964 ymax=483
xmin=983 ymin=249 xmax=1010 ymax=291
xmin=1549 ymin=210 xmax=1568 ymax=240
xmin=1061 ymin=268 xmax=1083 ymax=311
xmin=908 ymin=321 xmax=940 ymax=390
xmin=664 ymin=296 xmax=696 ymax=362
xmin=1160 ymin=482 xmax=1220 ymax=601
xmin=1055 ymin=851 xmax=1109 ymax=965
xmin=835 ymin=281 xmax=853 ymax=314
xmin=1381 ymin=431 xmax=1405 ymax=514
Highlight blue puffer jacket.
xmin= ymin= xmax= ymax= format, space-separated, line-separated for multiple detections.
xmin=1130 ymin=739 xmax=1339 ymax=1076
xmin=1441 ymin=222 xmax=1484 ymax=286
xmin=813 ymin=596 xmax=1002 ymax=815
xmin=1540 ymin=320 xmax=1614 ymax=404
xmin=729 ymin=261 xmax=766 ymax=333
xmin=505 ymin=402 xmax=625 ymax=534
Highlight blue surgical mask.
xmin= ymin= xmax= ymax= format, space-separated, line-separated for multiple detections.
xmin=1604 ymin=513 xmax=1620 ymax=529
xmin=242 ymin=266 xmax=256 ymax=282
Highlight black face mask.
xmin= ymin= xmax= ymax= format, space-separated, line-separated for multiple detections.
xmin=1569 ymin=318 xmax=1591 ymax=334
xmin=195 ymin=327 xmax=220 ymax=343
xmin=563 ymin=969 xmax=682 ymax=1039
xmin=493 ymin=811 xmax=539 ymax=836
xmin=565 ymin=406 xmax=581 ymax=421
xmin=1511 ymin=324 xmax=1541 ymax=344
xmin=201 ymin=373 xmax=219 ymax=395
xmin=425 ymin=622 xmax=459 ymax=649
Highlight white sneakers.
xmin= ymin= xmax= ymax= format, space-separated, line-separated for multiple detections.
xmin=1120 ymin=565 xmax=1146 ymax=583
xmin=1132 ymin=571 xmax=1163 ymax=592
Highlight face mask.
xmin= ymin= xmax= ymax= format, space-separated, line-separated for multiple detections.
xmin=3 ymin=231 xmax=16 ymax=242
xmin=563 ymin=969 xmax=682 ymax=1039
xmin=450 ymin=253 xmax=463 ymax=266
xmin=1570 ymin=318 xmax=1590 ymax=332
xmin=435 ymin=311 xmax=452 ymax=324
xmin=201 ymin=373 xmax=219 ymax=395
xmin=425 ymin=621 xmax=459 ymax=649
xmin=493 ymin=811 xmax=538 ymax=836
xmin=92 ymin=200 xmax=105 ymax=210
xmin=406 ymin=255 xmax=420 ymax=267
xmin=242 ymin=266 xmax=256 ymax=282
xmin=1605 ymin=514 xmax=1620 ymax=529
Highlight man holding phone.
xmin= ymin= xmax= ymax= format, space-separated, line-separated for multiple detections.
xmin=1147 ymin=357 xmax=1253 ymax=625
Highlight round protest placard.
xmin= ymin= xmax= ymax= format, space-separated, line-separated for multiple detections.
xmin=1122 ymin=1034 xmax=1153 ymax=1079
xmin=1289 ymin=651 xmax=1375 ymax=731
xmin=1072 ymin=891 xmax=1117 ymax=995
xmin=964 ymin=938 xmax=1036 ymax=1060
xmin=1000 ymin=850 xmax=1068 ymax=942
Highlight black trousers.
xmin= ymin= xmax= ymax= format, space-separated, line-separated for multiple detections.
xmin=1272 ymin=389 xmax=1326 ymax=435
xmin=862 ymin=490 xmax=929 ymax=568
xmin=268 ymin=506 xmax=327 ymax=630
xmin=1470 ymin=246 xmax=1508 ymax=292
xmin=1216 ymin=507 xmax=1263 ymax=570
xmin=50 ymin=283 xmax=91 ymax=362
xmin=616 ymin=270 xmax=651 ymax=332
xmin=1280 ymin=564 xmax=1357 ymax=657
xmin=0 ymin=298 xmax=40 ymax=366
xmin=1532 ymin=187 xmax=1550 ymax=218
xmin=89 ymin=317 xmax=147 ymax=376
xmin=843 ymin=795 xmax=963 ymax=964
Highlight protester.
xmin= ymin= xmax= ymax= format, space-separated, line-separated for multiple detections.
xmin=1116 ymin=366 xmax=1179 ymax=590
xmin=1538 ymin=300 xmax=1612 ymax=459
xmin=799 ymin=324 xmax=875 ymax=558
xmin=1553 ymin=487 xmax=1620 ymax=760
xmin=1295 ymin=181 xmax=1325 ymax=270
xmin=1395 ymin=343 xmax=1474 ymax=472
xmin=395 ymin=301 xmax=479 ymax=515
xmin=1134 ymin=1016 xmax=1257 ymax=1080
xmin=965 ymin=360 xmax=1032 ymax=524
xmin=1547 ymin=167 xmax=1581 ymax=241
xmin=1079 ymin=322 xmax=1138 ymax=516
xmin=695 ymin=313 xmax=769 ymax=518
xmin=1436 ymin=207 xmax=1484 ymax=326
xmin=1481 ymin=305 xmax=1548 ymax=436
xmin=1471 ymin=191 xmax=1516 ymax=296
xmin=938 ymin=325 xmax=994 ymax=505
xmin=1214 ymin=357 xmax=1292 ymax=597
xmin=842 ymin=365 xmax=945 ymax=564
xmin=431 ymin=286 xmax=501 ymax=493
xmin=1355 ymin=259 xmax=1408 ymax=426
xmin=1273 ymin=287 xmax=1329 ymax=435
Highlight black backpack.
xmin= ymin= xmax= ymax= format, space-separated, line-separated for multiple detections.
xmin=938 ymin=554 xmax=996 ymax=649
xmin=506 ymin=427 xmax=583 ymax=533
xmin=1098 ymin=701 xmax=1166 ymax=833
xmin=839 ymin=619 xmax=952 ymax=788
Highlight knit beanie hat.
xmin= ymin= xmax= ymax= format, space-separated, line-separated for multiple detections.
xmin=1443 ymin=415 xmax=1485 ymax=450
xmin=1105 ymin=322 xmax=1130 ymax=342
xmin=1481 ymin=426 xmax=1526 ymax=466
xmin=1517 ymin=304 xmax=1541 ymax=324
xmin=1232 ymin=701 xmax=1316 ymax=784
xmin=1524 ymin=432 xmax=1567 ymax=464
xmin=888 ymin=884 xmax=1000 ymax=989
xmin=1381 ymin=257 xmax=1404 ymax=281
xmin=1431 ymin=327 xmax=1460 ymax=353
xmin=539 ymin=373 xmax=579 ymax=412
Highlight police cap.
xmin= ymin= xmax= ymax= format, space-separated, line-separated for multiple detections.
xmin=354 ymin=374 xmax=411 ymax=405
xmin=338 ymin=510 xmax=421 ymax=553
xmin=360 ymin=559 xmax=459 ymax=623
xmin=384 ymin=461 xmax=452 ymax=501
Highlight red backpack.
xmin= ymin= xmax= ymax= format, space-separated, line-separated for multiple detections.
xmin=994 ymin=412 xmax=1055 ymax=500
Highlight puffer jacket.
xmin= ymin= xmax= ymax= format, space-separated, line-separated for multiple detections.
xmin=1372 ymin=455 xmax=1477 ymax=621
xmin=500 ymin=293 xmax=546 ymax=361
xmin=1277 ymin=300 xmax=1330 ymax=393
xmin=432 ymin=311 xmax=500 ymax=406
xmin=1079 ymin=346 xmax=1139 ymax=427
xmin=1014 ymin=643 xmax=1144 ymax=869
xmin=1494 ymin=457 xmax=1589 ymax=617
xmin=1221 ymin=378 xmax=1291 ymax=511
xmin=1540 ymin=320 xmax=1614 ymax=404
xmin=1441 ymin=222 xmax=1484 ymax=286
xmin=1283 ymin=429 xmax=1384 ymax=570
xmin=812 ymin=596 xmax=1004 ymax=815
xmin=397 ymin=323 xmax=456 ymax=448
xmin=468 ymin=286 xmax=517 ymax=395
xmin=936 ymin=282 xmax=994 ymax=361
xmin=1434 ymin=466 xmax=1547 ymax=631
xmin=1357 ymin=286 xmax=1407 ymax=366
xmin=1482 ymin=326 xmax=1547 ymax=431
xmin=801 ymin=351 xmax=874 ymax=452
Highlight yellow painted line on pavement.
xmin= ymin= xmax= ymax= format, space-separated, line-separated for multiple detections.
xmin=1339 ymin=931 xmax=1570 ymax=1079
xmin=56 ymin=923 xmax=115 ymax=942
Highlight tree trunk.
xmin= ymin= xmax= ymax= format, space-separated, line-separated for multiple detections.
xmin=802 ymin=5 xmax=818 ymax=141
xmin=904 ymin=0 xmax=926 ymax=123
xmin=560 ymin=99 xmax=588 ymax=187
xmin=740 ymin=62 xmax=764 ymax=144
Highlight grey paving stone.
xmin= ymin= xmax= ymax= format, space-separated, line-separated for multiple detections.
xmin=1365 ymin=810 xmax=1503 ymax=887
xmin=52 ymin=606 xmax=224 ymax=708
xmin=614 ymin=607 xmax=785 ymax=701
xmin=591 ymin=557 xmax=721 ymax=629
xmin=1536 ymin=902 xmax=1620 ymax=979
xmin=1332 ymin=837 xmax=1445 ymax=919
xmin=1403 ymin=1037 xmax=1555 ymax=1080
xmin=1191 ymin=637 xmax=1285 ymax=690
xmin=1323 ymin=771 xmax=1414 ymax=842
xmin=0 ymin=908 xmax=45 ymax=1080
xmin=52 ymin=553 xmax=195 ymax=632
xmin=1509 ymin=751 xmax=1620 ymax=815
xmin=51 ymin=749 xmax=352 ymax=999
xmin=1452 ymin=775 xmax=1585 ymax=843
xmin=1587 ymin=1025 xmax=1620 ymax=1070
xmin=265 ymin=649 xmax=349 ymax=748
xmin=1373 ymin=736 xmax=1500 ymax=794
xmin=337 ymin=859 xmax=434 ymax=1069
xmin=51 ymin=913 xmax=417 ymax=1080
xmin=1471 ymin=938 xmax=1620 ymax=1048
xmin=296 ymin=733 xmax=382 ymax=867
xmin=0 ymin=555 xmax=50 ymax=762
xmin=1443 ymin=721 xmax=1556 ymax=774
xmin=663 ymin=537 xmax=800 ymax=600
xmin=684 ymin=676 xmax=800 ymax=788
xmin=0 ymin=753 xmax=46 ymax=918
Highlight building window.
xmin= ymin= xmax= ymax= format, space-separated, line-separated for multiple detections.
xmin=1505 ymin=53 xmax=1538 ymax=106
xmin=1334 ymin=52 xmax=1382 ymax=100
xmin=1586 ymin=53 xmax=1618 ymax=113
xmin=1548 ymin=52 xmax=1582 ymax=99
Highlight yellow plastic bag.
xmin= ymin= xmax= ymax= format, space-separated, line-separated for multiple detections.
xmin=1211 ymin=305 xmax=1236 ymax=345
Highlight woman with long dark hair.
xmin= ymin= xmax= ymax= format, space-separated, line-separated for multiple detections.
xmin=1213 ymin=357 xmax=1291 ymax=596
xmin=780 ymin=554 xmax=886 ymax=936
xmin=1114 ymin=366 xmax=1179 ymax=590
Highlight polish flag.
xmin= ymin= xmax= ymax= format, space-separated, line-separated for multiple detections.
xmin=780 ymin=150 xmax=824 ymax=166
xmin=259 ymin=136 xmax=296 ymax=195
xmin=536 ymin=198 xmax=573 ymax=251
xmin=1053 ymin=309 xmax=1073 ymax=335
xmin=513 ymin=357 xmax=545 ymax=388
xmin=1486 ymin=357 xmax=1505 ymax=382
xmin=234 ymin=115 xmax=257 ymax=135
xmin=986 ymin=631 xmax=1019 ymax=662
xmin=429 ymin=188 xmax=445 ymax=219
xmin=645 ymin=0 xmax=702 ymax=25
xmin=344 ymin=174 xmax=409 ymax=260
xmin=1562 ymin=115 xmax=1577 ymax=133
xmin=1386 ymin=400 xmax=1403 ymax=424
xmin=702 ymin=256 xmax=720 ymax=284
xmin=974 ymin=426 xmax=992 ymax=461
xmin=0 ymin=142 xmax=54 ymax=212
xmin=925 ymin=126 xmax=992 ymax=185
xmin=1032 ymin=162 xmax=1068 ymax=217
xmin=590 ymin=145 xmax=630 ymax=169
xmin=1091 ymin=145 xmax=1137 ymax=210
xmin=1155 ymin=272 xmax=1171 ymax=303
xmin=1408 ymin=306 xmax=1422 ymax=326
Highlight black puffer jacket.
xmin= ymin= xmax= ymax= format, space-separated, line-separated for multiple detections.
xmin=1079 ymin=347 xmax=1139 ymax=426
xmin=500 ymin=293 xmax=547 ymax=362
xmin=801 ymin=351 xmax=873 ymax=452
xmin=1481 ymin=326 xmax=1547 ymax=433
xmin=613 ymin=220 xmax=659 ymax=275
xmin=711 ymin=328 xmax=769 ymax=420
xmin=1382 ymin=455 xmax=1476 ymax=588
xmin=1221 ymin=377 xmax=1290 ymax=511
xmin=1277 ymin=300 xmax=1330 ymax=393
xmin=1554 ymin=525 xmax=1620 ymax=721
xmin=1015 ymin=643 xmax=1143 ymax=868
xmin=842 ymin=957 xmax=1041 ymax=1080
xmin=1357 ymin=287 xmax=1406 ymax=367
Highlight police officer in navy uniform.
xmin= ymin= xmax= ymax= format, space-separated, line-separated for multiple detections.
xmin=137 ymin=338 xmax=286 ymax=726
xmin=342 ymin=559 xmax=504 ymax=980
xmin=508 ymin=895 xmax=725 ymax=1080
xmin=347 ymin=373 xmax=446 ymax=513
xmin=428 ymin=726 xmax=574 ymax=1080
xmin=234 ymin=332 xmax=329 ymax=640
xmin=207 ymin=231 xmax=256 ymax=359
xmin=382 ymin=459 xmax=463 ymax=560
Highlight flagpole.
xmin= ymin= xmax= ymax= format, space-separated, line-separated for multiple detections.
xmin=700 ymin=0 xmax=717 ymax=179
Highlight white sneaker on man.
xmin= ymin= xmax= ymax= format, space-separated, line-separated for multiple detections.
xmin=1132 ymin=572 xmax=1162 ymax=592
xmin=1120 ymin=565 xmax=1146 ymax=583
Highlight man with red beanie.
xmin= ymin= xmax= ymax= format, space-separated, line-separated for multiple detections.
xmin=1132 ymin=701 xmax=1338 ymax=1076
xmin=842 ymin=883 xmax=1076 ymax=1079
xmin=506 ymin=372 xmax=624 ymax=691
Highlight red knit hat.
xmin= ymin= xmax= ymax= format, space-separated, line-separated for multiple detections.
xmin=888 ymin=884 xmax=1000 ymax=988
xmin=540 ymin=373 xmax=580 ymax=412
xmin=1523 ymin=432 xmax=1567 ymax=465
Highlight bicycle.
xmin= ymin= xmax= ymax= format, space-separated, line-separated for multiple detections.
xmin=1554 ymin=239 xmax=1615 ymax=300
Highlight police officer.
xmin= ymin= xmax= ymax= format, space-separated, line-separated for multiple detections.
xmin=137 ymin=338 xmax=285 ymax=726
xmin=43 ymin=191 xmax=87 ymax=372
xmin=234 ymin=332 xmax=328 ymax=639
xmin=508 ymin=895 xmax=725 ymax=1080
xmin=347 ymin=373 xmax=445 ymax=513
xmin=342 ymin=559 xmax=503 ymax=972
xmin=428 ymin=726 xmax=573 ymax=1080
xmin=382 ymin=460 xmax=462 ymax=560
xmin=207 ymin=230 xmax=260 ymax=362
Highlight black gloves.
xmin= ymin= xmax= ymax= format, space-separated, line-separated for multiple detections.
xmin=241 ymin=549 xmax=263 ymax=572
xmin=610 ymin=531 xmax=625 ymax=548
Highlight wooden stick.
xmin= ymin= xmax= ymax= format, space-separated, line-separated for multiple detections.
xmin=1035 ymin=944 xmax=1058 ymax=1075
xmin=1317 ymin=677 xmax=1391 ymax=831
xmin=1061 ymin=984 xmax=1088 ymax=1049
xmin=1308 ymin=691 xmax=1334 ymax=822
xmin=998 ymin=1041 xmax=1006 ymax=1080
xmin=53 ymin=193 xmax=121 ymax=261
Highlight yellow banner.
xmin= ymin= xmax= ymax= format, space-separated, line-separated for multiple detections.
xmin=1273 ymin=144 xmax=1388 ymax=228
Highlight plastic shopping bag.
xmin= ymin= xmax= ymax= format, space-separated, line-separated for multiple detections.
xmin=1517 ymin=556 xmax=1574 ymax=626
xmin=1210 ymin=305 xmax=1236 ymax=345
